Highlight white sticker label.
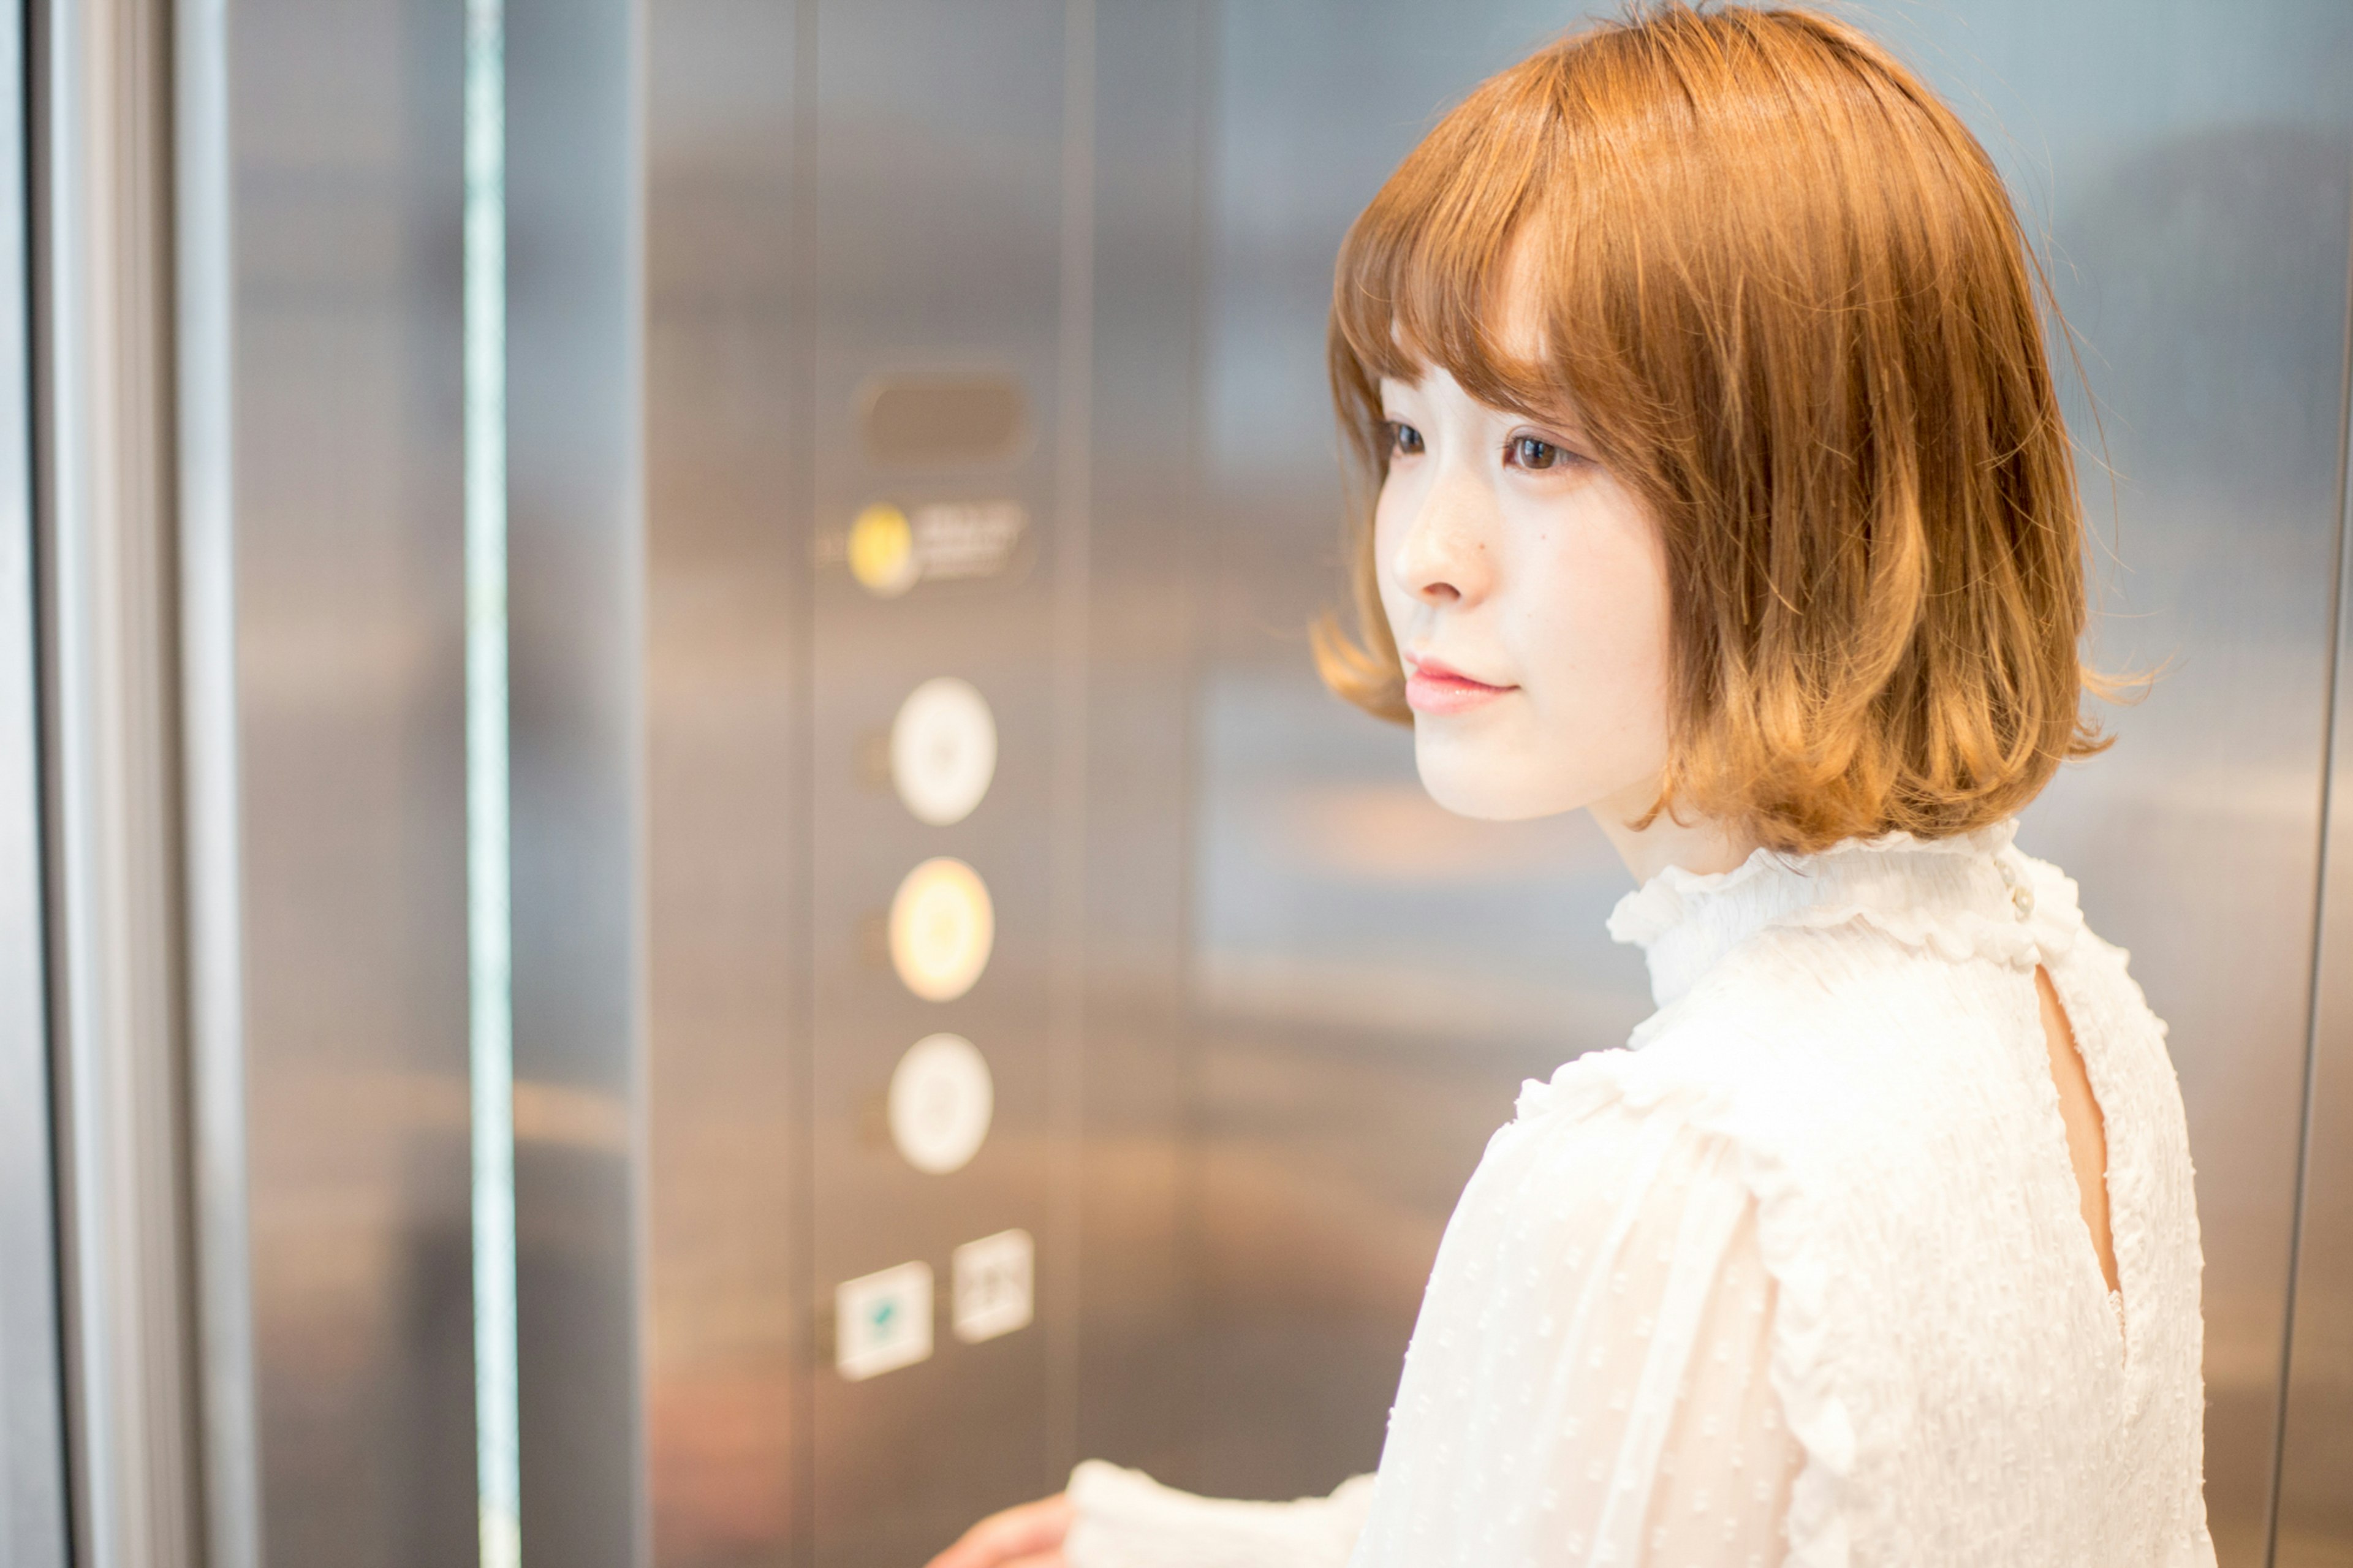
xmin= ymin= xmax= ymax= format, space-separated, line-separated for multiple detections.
xmin=889 ymin=1034 xmax=995 ymax=1175
xmin=953 ymin=1229 xmax=1034 ymax=1344
xmin=891 ymin=678 xmax=997 ymax=827
xmin=836 ymin=1260 xmax=934 ymax=1381
xmin=888 ymin=857 xmax=994 ymax=1002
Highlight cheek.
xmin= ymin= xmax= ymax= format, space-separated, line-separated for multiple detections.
xmin=1370 ymin=475 xmax=1415 ymax=621
xmin=1515 ymin=507 xmax=1672 ymax=724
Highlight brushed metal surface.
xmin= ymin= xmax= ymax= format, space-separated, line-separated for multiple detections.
xmin=1190 ymin=10 xmax=2353 ymax=1567
xmin=640 ymin=2 xmax=808 ymax=1563
xmin=227 ymin=2 xmax=478 ymax=1562
xmin=505 ymin=0 xmax=649 ymax=1562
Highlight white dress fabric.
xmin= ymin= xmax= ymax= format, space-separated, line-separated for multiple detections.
xmin=1065 ymin=822 xmax=2214 ymax=1568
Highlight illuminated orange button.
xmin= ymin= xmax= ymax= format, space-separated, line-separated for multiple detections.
xmin=888 ymin=857 xmax=994 ymax=1001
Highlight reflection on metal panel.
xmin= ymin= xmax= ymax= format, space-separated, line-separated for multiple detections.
xmin=229 ymin=2 xmax=479 ymax=1562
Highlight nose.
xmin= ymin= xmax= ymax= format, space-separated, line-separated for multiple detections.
xmin=1390 ymin=462 xmax=1495 ymax=609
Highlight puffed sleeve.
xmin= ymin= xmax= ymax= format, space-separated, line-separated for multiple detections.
xmin=1063 ymin=1463 xmax=1376 ymax=1568
xmin=1064 ymin=1096 xmax=1803 ymax=1567
xmin=1349 ymin=1097 xmax=1803 ymax=1566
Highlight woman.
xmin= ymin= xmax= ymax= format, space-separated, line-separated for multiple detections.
xmin=935 ymin=4 xmax=2211 ymax=1563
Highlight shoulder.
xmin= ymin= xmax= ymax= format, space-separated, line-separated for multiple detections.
xmin=1520 ymin=937 xmax=1954 ymax=1155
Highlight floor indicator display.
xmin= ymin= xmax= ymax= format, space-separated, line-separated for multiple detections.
xmin=842 ymin=498 xmax=1032 ymax=597
xmin=889 ymin=1034 xmax=995 ymax=1175
xmin=952 ymin=1229 xmax=1034 ymax=1345
xmin=891 ymin=678 xmax=997 ymax=826
xmin=889 ymin=857 xmax=995 ymax=1001
xmin=835 ymin=1261 xmax=935 ymax=1382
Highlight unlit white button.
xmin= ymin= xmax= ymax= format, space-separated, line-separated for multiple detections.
xmin=953 ymin=1229 xmax=1034 ymax=1344
xmin=889 ymin=1033 xmax=995 ymax=1175
xmin=892 ymin=677 xmax=996 ymax=826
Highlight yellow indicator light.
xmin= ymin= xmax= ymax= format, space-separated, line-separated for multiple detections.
xmin=888 ymin=857 xmax=995 ymax=1002
xmin=847 ymin=502 xmax=919 ymax=597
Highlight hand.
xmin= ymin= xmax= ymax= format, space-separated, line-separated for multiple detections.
xmin=924 ymin=1492 xmax=1075 ymax=1568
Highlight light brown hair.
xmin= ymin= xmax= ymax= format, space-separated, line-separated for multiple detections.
xmin=1316 ymin=1 xmax=2109 ymax=854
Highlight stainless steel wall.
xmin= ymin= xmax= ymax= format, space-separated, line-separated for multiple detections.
xmin=186 ymin=2 xmax=2353 ymax=1566
xmin=227 ymin=4 xmax=477 ymax=1562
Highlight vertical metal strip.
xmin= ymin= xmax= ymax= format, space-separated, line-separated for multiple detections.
xmin=2268 ymin=129 xmax=2353 ymax=1568
xmin=37 ymin=0 xmax=203 ymax=1561
xmin=173 ymin=0 xmax=259 ymax=1561
xmin=1047 ymin=0 xmax=1095 ymax=1487
xmin=0 ymin=0 xmax=68 ymax=1553
xmin=463 ymin=1 xmax=522 ymax=1564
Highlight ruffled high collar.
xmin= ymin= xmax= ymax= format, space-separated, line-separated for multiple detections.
xmin=1607 ymin=819 xmax=2083 ymax=1010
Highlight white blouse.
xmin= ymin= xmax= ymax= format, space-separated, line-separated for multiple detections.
xmin=1066 ymin=822 xmax=2214 ymax=1568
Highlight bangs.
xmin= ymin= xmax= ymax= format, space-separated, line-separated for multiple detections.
xmin=1328 ymin=61 xmax=1581 ymax=441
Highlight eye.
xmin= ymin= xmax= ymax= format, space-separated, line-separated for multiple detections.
xmin=1387 ymin=420 xmax=1425 ymax=458
xmin=1509 ymin=434 xmax=1568 ymax=470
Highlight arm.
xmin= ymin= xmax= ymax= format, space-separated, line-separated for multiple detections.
xmin=1343 ymin=1101 xmax=1803 ymax=1565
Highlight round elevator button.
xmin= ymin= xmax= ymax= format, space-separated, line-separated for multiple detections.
xmin=891 ymin=678 xmax=996 ymax=826
xmin=848 ymin=502 xmax=919 ymax=597
xmin=888 ymin=1033 xmax=995 ymax=1175
xmin=888 ymin=857 xmax=995 ymax=1001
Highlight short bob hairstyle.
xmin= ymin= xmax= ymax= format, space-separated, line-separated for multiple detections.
xmin=1317 ymin=2 xmax=2109 ymax=854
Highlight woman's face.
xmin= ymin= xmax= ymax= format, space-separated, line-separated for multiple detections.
xmin=1373 ymin=365 xmax=1673 ymax=823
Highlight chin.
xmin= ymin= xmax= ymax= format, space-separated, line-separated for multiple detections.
xmin=1412 ymin=729 xmax=1575 ymax=822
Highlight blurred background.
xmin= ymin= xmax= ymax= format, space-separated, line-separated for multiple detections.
xmin=7 ymin=1 xmax=2352 ymax=1566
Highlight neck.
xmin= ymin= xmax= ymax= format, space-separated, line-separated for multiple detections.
xmin=1590 ymin=777 xmax=1759 ymax=885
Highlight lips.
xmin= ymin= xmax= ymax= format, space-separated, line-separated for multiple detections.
xmin=1404 ymin=654 xmax=1514 ymax=716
